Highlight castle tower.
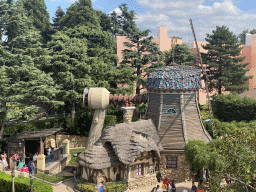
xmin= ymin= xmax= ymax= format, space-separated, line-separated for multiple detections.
xmin=145 ymin=65 xmax=212 ymax=181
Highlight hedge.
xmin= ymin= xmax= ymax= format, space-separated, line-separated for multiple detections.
xmin=76 ymin=181 xmax=128 ymax=192
xmin=0 ymin=172 xmax=53 ymax=192
xmin=212 ymin=93 xmax=256 ymax=122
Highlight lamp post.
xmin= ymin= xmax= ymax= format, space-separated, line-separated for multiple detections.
xmin=11 ymin=170 xmax=15 ymax=192
xmin=30 ymin=176 xmax=34 ymax=192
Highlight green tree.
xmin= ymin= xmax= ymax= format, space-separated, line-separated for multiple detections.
xmin=163 ymin=44 xmax=196 ymax=66
xmin=22 ymin=0 xmax=52 ymax=43
xmin=46 ymin=26 xmax=134 ymax=122
xmin=202 ymin=26 xmax=252 ymax=94
xmin=239 ymin=29 xmax=256 ymax=45
xmin=52 ymin=6 xmax=65 ymax=30
xmin=0 ymin=0 xmax=8 ymax=42
xmin=109 ymin=10 xmax=121 ymax=37
xmin=121 ymin=29 xmax=164 ymax=94
xmin=0 ymin=0 xmax=63 ymax=139
xmin=59 ymin=0 xmax=100 ymax=30
xmin=96 ymin=10 xmax=112 ymax=33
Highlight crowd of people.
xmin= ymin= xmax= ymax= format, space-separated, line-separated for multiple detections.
xmin=152 ymin=172 xmax=210 ymax=192
xmin=0 ymin=145 xmax=55 ymax=177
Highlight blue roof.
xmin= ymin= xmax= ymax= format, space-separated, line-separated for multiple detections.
xmin=146 ymin=65 xmax=202 ymax=90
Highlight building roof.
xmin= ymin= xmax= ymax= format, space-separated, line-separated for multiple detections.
xmin=239 ymin=89 xmax=256 ymax=99
xmin=76 ymin=119 xmax=163 ymax=170
xmin=146 ymin=65 xmax=202 ymax=90
xmin=5 ymin=128 xmax=63 ymax=141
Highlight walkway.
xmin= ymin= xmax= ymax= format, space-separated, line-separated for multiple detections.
xmin=124 ymin=181 xmax=196 ymax=192
xmin=4 ymin=170 xmax=197 ymax=192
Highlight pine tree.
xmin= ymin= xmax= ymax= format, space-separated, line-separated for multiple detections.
xmin=0 ymin=0 xmax=8 ymax=42
xmin=202 ymin=26 xmax=252 ymax=94
xmin=59 ymin=0 xmax=100 ymax=29
xmin=121 ymin=29 xmax=164 ymax=94
xmin=163 ymin=44 xmax=196 ymax=66
xmin=96 ymin=10 xmax=112 ymax=33
xmin=22 ymin=0 xmax=52 ymax=43
xmin=109 ymin=10 xmax=121 ymax=37
xmin=52 ymin=6 xmax=65 ymax=30
xmin=0 ymin=0 xmax=63 ymax=139
xmin=118 ymin=3 xmax=139 ymax=35
xmin=47 ymin=25 xmax=134 ymax=121
xmin=238 ymin=29 xmax=256 ymax=45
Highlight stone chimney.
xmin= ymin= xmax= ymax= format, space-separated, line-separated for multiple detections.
xmin=121 ymin=106 xmax=136 ymax=123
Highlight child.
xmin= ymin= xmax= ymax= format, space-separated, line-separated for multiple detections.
xmin=21 ymin=164 xmax=29 ymax=173
xmin=18 ymin=159 xmax=24 ymax=170
xmin=27 ymin=161 xmax=34 ymax=176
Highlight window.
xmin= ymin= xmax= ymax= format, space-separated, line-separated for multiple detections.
xmin=165 ymin=108 xmax=177 ymax=114
xmin=166 ymin=156 xmax=177 ymax=169
xmin=136 ymin=164 xmax=143 ymax=176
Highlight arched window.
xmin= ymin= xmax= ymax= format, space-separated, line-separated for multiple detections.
xmin=165 ymin=108 xmax=177 ymax=114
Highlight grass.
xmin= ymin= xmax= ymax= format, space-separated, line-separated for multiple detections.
xmin=69 ymin=148 xmax=85 ymax=165
xmin=35 ymin=173 xmax=73 ymax=183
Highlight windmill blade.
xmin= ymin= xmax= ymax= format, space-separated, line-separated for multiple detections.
xmin=189 ymin=19 xmax=216 ymax=138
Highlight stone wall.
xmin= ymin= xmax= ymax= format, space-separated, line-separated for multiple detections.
xmin=159 ymin=152 xmax=191 ymax=183
xmin=128 ymin=174 xmax=158 ymax=190
xmin=45 ymin=133 xmax=87 ymax=149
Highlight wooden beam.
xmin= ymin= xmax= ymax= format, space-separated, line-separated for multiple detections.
xmin=40 ymin=137 xmax=43 ymax=155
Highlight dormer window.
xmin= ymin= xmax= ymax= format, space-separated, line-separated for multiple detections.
xmin=165 ymin=108 xmax=177 ymax=114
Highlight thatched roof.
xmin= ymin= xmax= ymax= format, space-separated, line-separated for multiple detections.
xmin=5 ymin=128 xmax=63 ymax=141
xmin=77 ymin=119 xmax=163 ymax=170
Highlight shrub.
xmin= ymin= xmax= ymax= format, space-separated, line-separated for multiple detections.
xmin=76 ymin=181 xmax=128 ymax=192
xmin=212 ymin=93 xmax=256 ymax=122
xmin=0 ymin=172 xmax=53 ymax=192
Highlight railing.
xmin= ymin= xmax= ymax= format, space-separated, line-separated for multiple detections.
xmin=34 ymin=167 xmax=75 ymax=184
xmin=74 ymin=173 xmax=128 ymax=192
xmin=45 ymin=144 xmax=66 ymax=168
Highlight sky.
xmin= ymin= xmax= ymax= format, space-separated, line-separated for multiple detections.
xmin=46 ymin=0 xmax=256 ymax=42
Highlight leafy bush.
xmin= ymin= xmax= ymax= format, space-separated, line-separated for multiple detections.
xmin=0 ymin=172 xmax=53 ymax=192
xmin=76 ymin=182 xmax=128 ymax=192
xmin=212 ymin=93 xmax=256 ymax=122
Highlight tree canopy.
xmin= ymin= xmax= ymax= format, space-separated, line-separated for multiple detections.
xmin=121 ymin=29 xmax=164 ymax=94
xmin=202 ymin=26 xmax=252 ymax=94
xmin=163 ymin=44 xmax=196 ymax=66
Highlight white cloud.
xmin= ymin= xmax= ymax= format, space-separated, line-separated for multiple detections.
xmin=134 ymin=0 xmax=256 ymax=41
xmin=109 ymin=8 xmax=122 ymax=15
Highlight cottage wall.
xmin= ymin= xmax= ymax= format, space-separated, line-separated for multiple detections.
xmin=159 ymin=152 xmax=191 ymax=183
xmin=127 ymin=151 xmax=159 ymax=189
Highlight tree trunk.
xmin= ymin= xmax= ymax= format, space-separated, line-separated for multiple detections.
xmin=0 ymin=120 xmax=4 ymax=140
xmin=71 ymin=100 xmax=75 ymax=123
xmin=86 ymin=109 xmax=107 ymax=149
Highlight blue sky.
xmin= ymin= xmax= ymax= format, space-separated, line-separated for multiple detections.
xmin=45 ymin=0 xmax=256 ymax=42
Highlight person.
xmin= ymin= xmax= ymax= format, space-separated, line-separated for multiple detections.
xmin=18 ymin=159 xmax=24 ymax=170
xmin=163 ymin=177 xmax=170 ymax=184
xmin=191 ymin=182 xmax=197 ymax=192
xmin=95 ymin=182 xmax=106 ymax=192
xmin=12 ymin=152 xmax=19 ymax=170
xmin=202 ymin=167 xmax=207 ymax=183
xmin=170 ymin=180 xmax=176 ymax=192
xmin=163 ymin=183 xmax=168 ymax=192
xmin=27 ymin=161 xmax=34 ymax=176
xmin=156 ymin=172 xmax=162 ymax=183
xmin=33 ymin=153 xmax=37 ymax=167
xmin=25 ymin=154 xmax=31 ymax=165
xmin=1 ymin=152 xmax=8 ymax=173
xmin=21 ymin=164 xmax=29 ymax=173
xmin=151 ymin=185 xmax=160 ymax=192
xmin=47 ymin=146 xmax=51 ymax=156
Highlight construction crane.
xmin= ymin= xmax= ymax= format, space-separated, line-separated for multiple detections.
xmin=189 ymin=19 xmax=217 ymax=138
